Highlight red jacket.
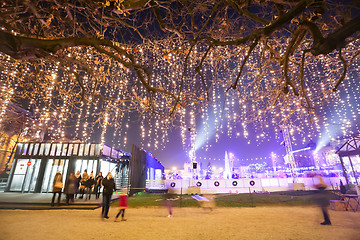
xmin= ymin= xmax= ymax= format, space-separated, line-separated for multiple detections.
xmin=119 ymin=194 xmax=128 ymax=208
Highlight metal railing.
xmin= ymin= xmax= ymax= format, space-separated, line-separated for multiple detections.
xmin=0 ymin=178 xmax=8 ymax=191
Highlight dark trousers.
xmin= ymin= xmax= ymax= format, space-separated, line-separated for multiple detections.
xmin=79 ymin=187 xmax=85 ymax=198
xmin=321 ymin=207 xmax=331 ymax=223
xmin=66 ymin=194 xmax=74 ymax=204
xmin=102 ymin=194 xmax=112 ymax=217
xmin=51 ymin=192 xmax=62 ymax=205
xmin=95 ymin=185 xmax=101 ymax=199
xmin=116 ymin=209 xmax=125 ymax=218
xmin=86 ymin=187 xmax=92 ymax=200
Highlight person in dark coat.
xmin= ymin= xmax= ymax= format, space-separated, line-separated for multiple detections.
xmin=65 ymin=172 xmax=76 ymax=204
xmin=314 ymin=175 xmax=331 ymax=225
xmin=101 ymin=172 xmax=116 ymax=219
xmin=340 ymin=179 xmax=347 ymax=194
xmin=95 ymin=172 xmax=104 ymax=199
xmin=85 ymin=172 xmax=95 ymax=200
xmin=74 ymin=170 xmax=81 ymax=198
xmin=51 ymin=171 xmax=63 ymax=206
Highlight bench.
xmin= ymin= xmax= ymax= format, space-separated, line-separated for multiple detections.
xmin=330 ymin=200 xmax=346 ymax=211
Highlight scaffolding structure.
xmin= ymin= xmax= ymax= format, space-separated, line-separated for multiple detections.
xmin=281 ymin=126 xmax=297 ymax=182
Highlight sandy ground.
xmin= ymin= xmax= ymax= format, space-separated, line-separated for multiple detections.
xmin=0 ymin=206 xmax=359 ymax=240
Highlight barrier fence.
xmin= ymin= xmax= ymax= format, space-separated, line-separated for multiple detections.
xmin=145 ymin=177 xmax=346 ymax=194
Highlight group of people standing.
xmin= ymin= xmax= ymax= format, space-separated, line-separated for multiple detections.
xmin=51 ymin=170 xmax=104 ymax=206
xmin=100 ymin=172 xmax=128 ymax=221
xmin=51 ymin=170 xmax=128 ymax=221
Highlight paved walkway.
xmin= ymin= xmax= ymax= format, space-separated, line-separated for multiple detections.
xmin=0 ymin=192 xmax=105 ymax=210
xmin=1 ymin=206 xmax=359 ymax=240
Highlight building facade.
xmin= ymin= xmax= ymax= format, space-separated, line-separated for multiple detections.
xmin=6 ymin=142 xmax=131 ymax=193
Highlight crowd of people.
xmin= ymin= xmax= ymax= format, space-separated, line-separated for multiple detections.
xmin=51 ymin=170 xmax=105 ymax=206
xmin=51 ymin=171 xmax=338 ymax=225
xmin=51 ymin=170 xmax=128 ymax=221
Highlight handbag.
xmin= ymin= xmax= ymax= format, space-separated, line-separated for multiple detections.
xmin=54 ymin=181 xmax=63 ymax=189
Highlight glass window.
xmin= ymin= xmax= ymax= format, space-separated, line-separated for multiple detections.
xmin=67 ymin=144 xmax=73 ymax=156
xmin=92 ymin=160 xmax=98 ymax=176
xmin=10 ymin=175 xmax=25 ymax=191
xmin=81 ymin=160 xmax=88 ymax=173
xmin=90 ymin=144 xmax=95 ymax=156
xmin=84 ymin=144 xmax=90 ymax=156
xmin=94 ymin=144 xmax=101 ymax=156
xmin=23 ymin=159 xmax=41 ymax=192
xmin=39 ymin=143 xmax=45 ymax=155
xmin=49 ymin=144 xmax=56 ymax=156
xmin=75 ymin=160 xmax=83 ymax=173
xmin=28 ymin=143 xmax=34 ymax=155
xmin=44 ymin=143 xmax=51 ymax=156
xmin=100 ymin=160 xmax=110 ymax=175
xmin=62 ymin=143 xmax=68 ymax=156
xmin=33 ymin=143 xmax=40 ymax=156
xmin=16 ymin=143 xmax=24 ymax=155
xmin=111 ymin=149 xmax=118 ymax=159
xmin=21 ymin=143 xmax=28 ymax=155
xmin=28 ymin=159 xmax=41 ymax=192
xmin=78 ymin=144 xmax=84 ymax=156
xmin=103 ymin=145 xmax=111 ymax=157
xmin=73 ymin=144 xmax=79 ymax=156
xmin=10 ymin=159 xmax=28 ymax=191
xmin=41 ymin=159 xmax=68 ymax=193
xmin=88 ymin=160 xmax=93 ymax=174
xmin=55 ymin=143 xmax=62 ymax=156
xmin=41 ymin=159 xmax=54 ymax=192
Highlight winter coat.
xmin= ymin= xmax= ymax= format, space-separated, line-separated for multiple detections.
xmin=102 ymin=177 xmax=116 ymax=196
xmin=118 ymin=194 xmax=128 ymax=209
xmin=96 ymin=175 xmax=104 ymax=187
xmin=80 ymin=172 xmax=89 ymax=189
xmin=53 ymin=173 xmax=63 ymax=192
xmin=74 ymin=173 xmax=81 ymax=188
xmin=86 ymin=175 xmax=95 ymax=188
xmin=65 ymin=176 xmax=76 ymax=195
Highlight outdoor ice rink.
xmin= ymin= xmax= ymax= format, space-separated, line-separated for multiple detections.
xmin=0 ymin=206 xmax=359 ymax=240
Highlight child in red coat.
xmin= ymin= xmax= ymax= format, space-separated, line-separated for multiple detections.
xmin=115 ymin=189 xmax=128 ymax=222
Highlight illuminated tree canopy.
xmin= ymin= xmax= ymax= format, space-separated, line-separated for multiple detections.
xmin=0 ymin=0 xmax=359 ymax=150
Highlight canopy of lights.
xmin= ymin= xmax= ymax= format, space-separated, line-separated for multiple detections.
xmin=0 ymin=1 xmax=359 ymax=165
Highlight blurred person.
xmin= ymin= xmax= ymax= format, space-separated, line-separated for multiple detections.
xmin=314 ymin=175 xmax=331 ymax=225
xmin=65 ymin=172 xmax=76 ymax=205
xmin=201 ymin=194 xmax=216 ymax=212
xmin=51 ymin=171 xmax=63 ymax=206
xmin=95 ymin=172 xmax=104 ymax=199
xmin=102 ymin=172 xmax=116 ymax=219
xmin=79 ymin=170 xmax=88 ymax=199
xmin=340 ymin=179 xmax=347 ymax=194
xmin=74 ymin=170 xmax=81 ymax=198
xmin=86 ymin=171 xmax=95 ymax=200
xmin=164 ymin=191 xmax=179 ymax=218
xmin=115 ymin=189 xmax=128 ymax=222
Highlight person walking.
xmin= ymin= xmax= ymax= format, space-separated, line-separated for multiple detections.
xmin=101 ymin=172 xmax=116 ymax=219
xmin=115 ymin=189 xmax=128 ymax=222
xmin=314 ymin=175 xmax=331 ymax=225
xmin=95 ymin=172 xmax=104 ymax=199
xmin=74 ymin=170 xmax=81 ymax=199
xmin=51 ymin=171 xmax=63 ymax=206
xmin=164 ymin=191 xmax=179 ymax=218
xmin=65 ymin=172 xmax=76 ymax=205
xmin=86 ymin=171 xmax=95 ymax=200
